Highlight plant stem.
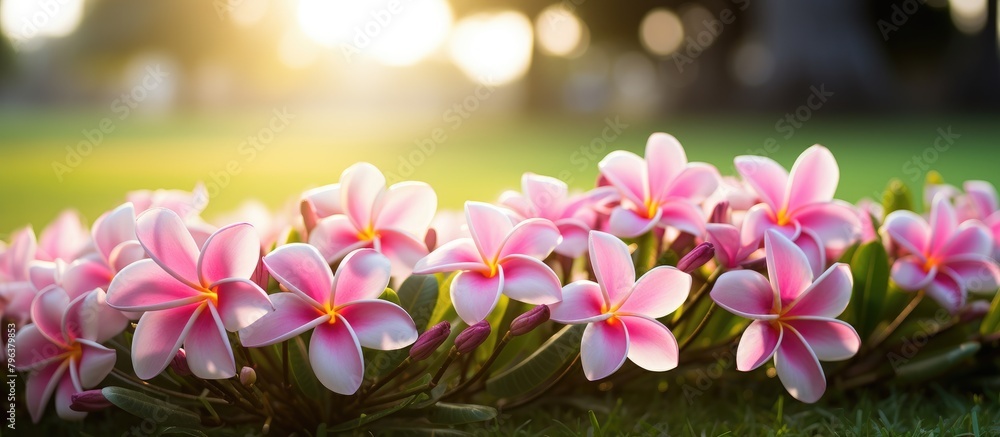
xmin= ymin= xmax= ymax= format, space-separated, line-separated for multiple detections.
xmin=362 ymin=383 xmax=429 ymax=407
xmin=431 ymin=348 xmax=459 ymax=387
xmin=108 ymin=368 xmax=227 ymax=404
xmin=444 ymin=332 xmax=512 ymax=399
xmin=869 ymin=290 xmax=925 ymax=349
xmin=358 ymin=357 xmax=412 ymax=402
xmin=671 ymin=266 xmax=723 ymax=329
xmin=635 ymin=231 xmax=659 ymax=276
xmin=678 ymin=302 xmax=717 ymax=351
xmin=281 ymin=341 xmax=290 ymax=388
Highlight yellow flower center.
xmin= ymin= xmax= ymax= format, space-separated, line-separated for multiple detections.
xmin=776 ymin=207 xmax=791 ymax=226
xmin=924 ymin=256 xmax=941 ymax=271
xmin=322 ymin=304 xmax=339 ymax=324
xmin=357 ymin=224 xmax=379 ymax=241
xmin=66 ymin=341 xmax=83 ymax=361
xmin=201 ymin=287 xmax=219 ymax=306
xmin=643 ymin=198 xmax=660 ymax=219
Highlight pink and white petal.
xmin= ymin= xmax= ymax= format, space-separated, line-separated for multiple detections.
xmin=451 ymin=270 xmax=504 ymax=324
xmin=736 ymin=320 xmax=782 ymax=371
xmin=465 ymin=202 xmax=514 ymax=262
xmin=580 ymin=318 xmax=629 ymax=381
xmin=239 ymin=293 xmax=328 ymax=347
xmin=706 ymin=223 xmax=742 ymax=268
xmin=332 ymin=249 xmax=392 ymax=307
xmin=665 ymin=164 xmax=720 ymax=204
xmin=925 ymin=268 xmax=966 ymax=313
xmin=937 ymin=222 xmax=993 ymax=260
xmin=882 ymin=210 xmax=930 ymax=256
xmin=30 ymin=286 xmax=70 ymax=346
xmin=198 ymin=223 xmax=261 ymax=287
xmin=26 ymin=360 xmax=66 ymax=423
xmin=793 ymin=201 xmax=861 ymax=252
xmin=740 ymin=204 xmax=798 ymax=248
xmin=619 ymin=314 xmax=678 ymax=372
xmin=310 ymin=318 xmax=364 ymax=395
xmin=550 ymin=281 xmax=609 ymax=324
xmin=589 ymin=231 xmax=636 ymax=306
xmin=413 ymin=238 xmax=485 ymax=274
xmin=599 ymin=150 xmax=648 ymax=207
xmin=6 ymin=226 xmax=37 ymax=281
xmin=783 ymin=317 xmax=859 ymax=361
xmin=63 ymin=289 xmax=127 ymax=343
xmin=308 ymin=215 xmax=368 ymax=263
xmin=890 ymin=256 xmax=935 ymax=292
xmin=14 ymin=324 xmax=62 ymax=371
xmin=734 ymin=155 xmax=788 ymax=211
xmin=28 ymin=261 xmax=58 ymax=293
xmin=554 ymin=219 xmax=590 ymax=258
xmin=522 ymin=173 xmax=568 ymax=218
xmin=497 ymin=255 xmax=562 ymax=305
xmin=658 ymin=200 xmax=708 ymax=237
xmin=340 ymin=163 xmax=386 ymax=231
xmin=784 ymin=264 xmax=852 ymax=318
xmin=785 ymin=145 xmax=839 ymax=212
xmin=373 ymin=182 xmax=437 ymax=237
xmin=928 ymin=195 xmax=959 ymax=256
xmin=794 ymin=230 xmax=826 ymax=278
xmin=183 ymin=304 xmax=236 ymax=379
xmin=964 ymin=180 xmax=998 ymax=218
xmin=62 ymin=258 xmax=112 ymax=300
xmin=302 ymin=184 xmax=343 ymax=218
xmin=337 ymin=299 xmax=417 ymax=350
xmin=499 ymin=191 xmax=534 ymax=218
xmin=773 ymin=327 xmax=826 ymax=403
xmin=212 ymin=278 xmax=273 ymax=332
xmin=617 ymin=266 xmax=691 ymax=319
xmin=93 ymin=203 xmax=136 ymax=263
xmin=109 ymin=241 xmax=146 ymax=273
xmin=710 ymin=270 xmax=778 ymax=320
xmin=765 ymin=230 xmax=814 ymax=305
xmin=106 ymin=259 xmax=203 ymax=312
xmin=75 ymin=339 xmax=117 ymax=388
xmin=54 ymin=369 xmax=87 ymax=421
xmin=132 ymin=303 xmax=202 ymax=380
xmin=377 ymin=229 xmax=430 ymax=277
xmin=135 ymin=208 xmax=202 ymax=287
xmin=498 ymin=218 xmax=561 ymax=261
xmin=944 ymin=255 xmax=1000 ymax=293
xmin=645 ymin=133 xmax=687 ymax=202
xmin=607 ymin=206 xmax=659 ymax=239
xmin=37 ymin=210 xmax=87 ymax=262
xmin=263 ymin=243 xmax=334 ymax=308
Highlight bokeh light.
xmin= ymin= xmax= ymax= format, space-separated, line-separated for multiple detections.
xmin=536 ymin=4 xmax=589 ymax=58
xmin=949 ymin=0 xmax=987 ymax=35
xmin=449 ymin=11 xmax=534 ymax=85
xmin=1 ymin=0 xmax=85 ymax=47
xmin=639 ymin=8 xmax=684 ymax=56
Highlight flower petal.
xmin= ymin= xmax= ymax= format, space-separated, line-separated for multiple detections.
xmin=928 ymin=195 xmax=959 ymax=257
xmin=706 ymin=223 xmax=742 ymax=268
xmin=945 ymin=254 xmax=1000 ymax=293
xmin=183 ymin=304 xmax=236 ymax=379
xmin=213 ymin=278 xmax=272 ymax=332
xmin=937 ymin=221 xmax=993 ymax=260
xmin=620 ymin=314 xmax=678 ymax=372
xmin=890 ymin=256 xmax=935 ymax=291
xmin=710 ymin=270 xmax=777 ymax=319
xmin=774 ymin=326 xmax=826 ymax=403
xmin=76 ymin=339 xmax=117 ymax=388
xmin=784 ymin=263 xmax=852 ymax=318
xmin=498 ymin=218 xmax=560 ymax=261
xmin=239 ymin=292 xmax=328 ymax=347
xmin=497 ymin=255 xmax=562 ymax=305
xmin=131 ymin=303 xmax=201 ymax=380
xmin=925 ymin=268 xmax=965 ymax=313
xmin=599 ymin=150 xmax=647 ymax=207
xmin=580 ymin=318 xmax=629 ymax=381
xmin=450 ymin=270 xmax=504 ymax=324
xmin=465 ymin=202 xmax=514 ymax=262
xmin=332 ymin=249 xmax=392 ymax=307
xmin=62 ymin=258 xmax=112 ymax=300
xmin=302 ymin=184 xmax=343 ymax=218
xmin=93 ymin=203 xmax=136 ymax=264
xmin=413 ymin=238 xmax=485 ymax=274
xmin=793 ymin=201 xmax=861 ymax=252
xmin=14 ymin=324 xmax=62 ymax=371
xmin=765 ymin=230 xmax=814 ymax=307
xmin=263 ymin=243 xmax=334 ymax=308
xmin=376 ymin=229 xmax=429 ymax=277
xmin=617 ymin=266 xmax=690 ymax=319
xmin=607 ymin=206 xmax=660 ymax=238
xmin=794 ymin=229 xmax=826 ymax=278
xmin=341 ymin=162 xmax=386 ymax=231
xmin=734 ymin=155 xmax=788 ymax=211
xmin=337 ymin=299 xmax=417 ymax=350
xmin=30 ymin=286 xmax=70 ymax=346
xmin=554 ymin=219 xmax=590 ymax=258
xmin=373 ymin=181 xmax=437 ymax=237
xmin=963 ymin=180 xmax=998 ymax=218
xmin=589 ymin=231 xmax=636 ymax=307
xmin=109 ymin=241 xmax=146 ymax=273
xmin=198 ymin=223 xmax=261 ymax=287
xmin=308 ymin=215 xmax=368 ymax=263
xmin=55 ymin=365 xmax=86 ymax=421
xmin=783 ymin=317 xmax=859 ymax=361
xmin=665 ymin=164 xmax=720 ymax=204
xmin=737 ymin=320 xmax=782 ymax=371
xmin=550 ymin=281 xmax=609 ymax=323
xmin=310 ymin=319 xmax=364 ymax=395
xmin=26 ymin=360 xmax=66 ymax=423
xmin=740 ymin=203 xmax=799 ymax=248
xmin=522 ymin=173 xmax=568 ymax=218
xmin=64 ymin=289 xmax=128 ymax=343
xmin=645 ymin=133 xmax=687 ymax=202
xmin=785 ymin=145 xmax=838 ymax=212
xmin=658 ymin=200 xmax=708 ymax=237
xmin=106 ymin=259 xmax=203 ymax=312
xmin=135 ymin=208 xmax=201 ymax=287
xmin=882 ymin=210 xmax=930 ymax=256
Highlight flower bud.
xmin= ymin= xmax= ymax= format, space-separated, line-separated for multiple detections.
xmin=409 ymin=321 xmax=451 ymax=361
xmin=70 ymin=389 xmax=112 ymax=412
xmin=240 ymin=366 xmax=257 ymax=387
xmin=710 ymin=201 xmax=730 ymax=224
xmin=454 ymin=321 xmax=491 ymax=354
xmin=677 ymin=242 xmax=714 ymax=274
xmin=509 ymin=305 xmax=550 ymax=336
xmin=424 ymin=228 xmax=438 ymax=252
xmin=170 ymin=348 xmax=191 ymax=376
xmin=300 ymin=198 xmax=319 ymax=235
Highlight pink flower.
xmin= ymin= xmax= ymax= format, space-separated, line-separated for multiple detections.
xmin=306 ymin=163 xmax=436 ymax=277
xmin=855 ymin=198 xmax=884 ymax=243
xmin=882 ymin=194 xmax=1000 ymax=312
xmin=549 ymin=231 xmax=690 ymax=380
xmin=500 ymin=172 xmax=607 ymax=258
xmin=413 ymin=202 xmax=563 ymax=324
xmin=127 ymin=183 xmax=215 ymax=245
xmin=106 ymin=208 xmax=272 ymax=379
xmin=240 ymin=244 xmax=417 ymax=395
xmin=34 ymin=210 xmax=90 ymax=263
xmin=15 ymin=287 xmax=118 ymax=422
xmin=735 ymin=145 xmax=860 ymax=271
xmin=954 ymin=180 xmax=1000 ymax=259
xmin=705 ymin=223 xmax=758 ymax=269
xmin=711 ymin=230 xmax=860 ymax=403
xmin=597 ymin=133 xmax=720 ymax=238
xmin=60 ymin=203 xmax=146 ymax=301
xmin=0 ymin=226 xmax=38 ymax=325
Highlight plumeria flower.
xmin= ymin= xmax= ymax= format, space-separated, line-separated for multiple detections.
xmin=711 ymin=230 xmax=860 ymax=403
xmin=500 ymin=172 xmax=607 ymax=258
xmin=34 ymin=209 xmax=90 ymax=263
xmin=106 ymin=208 xmax=272 ymax=379
xmin=549 ymin=231 xmax=691 ymax=380
xmin=60 ymin=203 xmax=146 ymax=300
xmin=0 ymin=226 xmax=39 ymax=325
xmin=735 ymin=146 xmax=861 ymax=273
xmin=127 ymin=183 xmax=216 ymax=245
xmin=954 ymin=180 xmax=1000 ymax=259
xmin=15 ymin=287 xmax=118 ymax=422
xmin=413 ymin=202 xmax=563 ymax=324
xmin=598 ymin=133 xmax=720 ymax=238
xmin=240 ymin=244 xmax=417 ymax=395
xmin=705 ymin=223 xmax=758 ymax=269
xmin=882 ymin=194 xmax=1000 ymax=312
xmin=855 ymin=198 xmax=885 ymax=243
xmin=306 ymin=163 xmax=436 ymax=277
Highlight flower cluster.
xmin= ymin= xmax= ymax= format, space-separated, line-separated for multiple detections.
xmin=3 ymin=134 xmax=998 ymax=433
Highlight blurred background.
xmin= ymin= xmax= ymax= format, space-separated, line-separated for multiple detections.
xmin=1 ymin=0 xmax=998 ymax=231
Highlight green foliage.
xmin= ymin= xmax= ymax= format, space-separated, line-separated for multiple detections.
xmin=882 ymin=178 xmax=913 ymax=215
xmin=848 ymin=241 xmax=891 ymax=341
xmin=894 ymin=342 xmax=981 ymax=384
xmin=486 ymin=325 xmax=584 ymax=398
xmin=427 ymin=402 xmax=497 ymax=425
xmin=101 ymin=386 xmax=200 ymax=427
xmin=287 ymin=336 xmax=324 ymax=400
xmin=980 ymin=291 xmax=1000 ymax=336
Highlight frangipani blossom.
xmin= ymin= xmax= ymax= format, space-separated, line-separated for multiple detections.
xmin=550 ymin=231 xmax=691 ymax=381
xmin=954 ymin=180 xmax=1000 ymax=259
xmin=61 ymin=203 xmax=146 ymax=300
xmin=15 ymin=287 xmax=118 ymax=422
xmin=598 ymin=133 xmax=720 ymax=238
xmin=307 ymin=163 xmax=436 ymax=277
xmin=127 ymin=183 xmax=216 ymax=245
xmin=413 ymin=202 xmax=563 ymax=324
xmin=882 ymin=194 xmax=1000 ymax=312
xmin=711 ymin=230 xmax=860 ymax=403
xmin=35 ymin=209 xmax=90 ymax=263
xmin=500 ymin=172 xmax=607 ymax=258
xmin=240 ymin=244 xmax=417 ymax=395
xmin=0 ymin=226 xmax=39 ymax=325
xmin=107 ymin=208 xmax=272 ymax=380
xmin=735 ymin=145 xmax=860 ymax=270
xmin=705 ymin=223 xmax=758 ymax=269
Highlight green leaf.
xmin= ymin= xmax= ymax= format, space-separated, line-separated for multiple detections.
xmin=428 ymin=273 xmax=456 ymax=327
xmin=288 ymin=336 xmax=324 ymax=399
xmin=882 ymin=179 xmax=913 ymax=215
xmin=428 ymin=402 xmax=497 ymax=425
xmin=486 ymin=324 xmax=583 ymax=398
xmin=327 ymin=393 xmax=429 ymax=432
xmin=396 ymin=274 xmax=440 ymax=332
xmin=849 ymin=241 xmax=891 ymax=341
xmin=894 ymin=342 xmax=980 ymax=383
xmin=379 ymin=288 xmax=401 ymax=306
xmin=101 ymin=386 xmax=200 ymax=427
xmin=980 ymin=291 xmax=1000 ymax=336
xmin=476 ymin=295 xmax=510 ymax=362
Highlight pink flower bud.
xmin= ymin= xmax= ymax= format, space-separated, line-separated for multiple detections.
xmin=301 ymin=198 xmax=319 ymax=235
xmin=710 ymin=201 xmax=730 ymax=224
xmin=509 ymin=305 xmax=550 ymax=336
xmin=455 ymin=321 xmax=491 ymax=354
xmin=424 ymin=228 xmax=438 ymax=252
xmin=677 ymin=242 xmax=714 ymax=273
xmin=409 ymin=321 xmax=451 ymax=361
xmin=240 ymin=366 xmax=257 ymax=387
xmin=70 ymin=390 xmax=112 ymax=412
xmin=170 ymin=348 xmax=191 ymax=376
